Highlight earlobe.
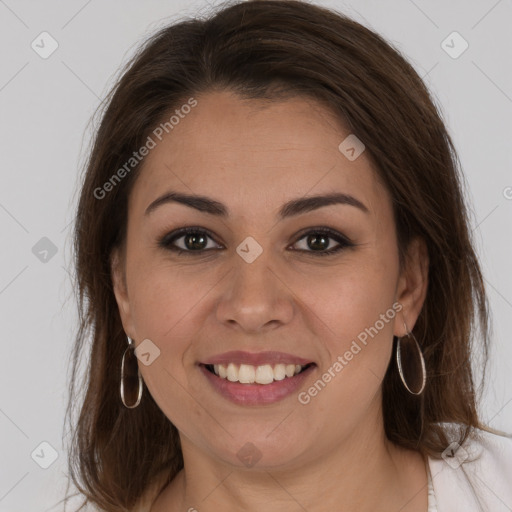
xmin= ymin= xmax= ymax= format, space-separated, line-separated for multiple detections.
xmin=394 ymin=237 xmax=429 ymax=337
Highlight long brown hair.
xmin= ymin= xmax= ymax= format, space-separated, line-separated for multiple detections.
xmin=65 ymin=0 xmax=502 ymax=510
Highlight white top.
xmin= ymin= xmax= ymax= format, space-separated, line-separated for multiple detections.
xmin=426 ymin=424 xmax=512 ymax=511
xmin=134 ymin=424 xmax=512 ymax=511
xmin=427 ymin=462 xmax=438 ymax=511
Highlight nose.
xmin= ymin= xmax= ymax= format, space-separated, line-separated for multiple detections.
xmin=215 ymin=249 xmax=294 ymax=333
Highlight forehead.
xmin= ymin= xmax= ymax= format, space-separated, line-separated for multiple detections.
xmin=129 ymin=90 xmax=386 ymax=219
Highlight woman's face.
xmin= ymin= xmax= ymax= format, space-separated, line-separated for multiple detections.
xmin=112 ymin=90 xmax=427 ymax=470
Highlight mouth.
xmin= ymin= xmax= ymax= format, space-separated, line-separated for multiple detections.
xmin=201 ymin=362 xmax=316 ymax=384
xmin=198 ymin=360 xmax=317 ymax=405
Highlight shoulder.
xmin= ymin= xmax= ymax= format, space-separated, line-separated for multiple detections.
xmin=428 ymin=423 xmax=512 ymax=512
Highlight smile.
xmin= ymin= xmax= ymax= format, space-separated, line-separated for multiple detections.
xmin=205 ymin=362 xmax=314 ymax=384
xmin=199 ymin=362 xmax=317 ymax=405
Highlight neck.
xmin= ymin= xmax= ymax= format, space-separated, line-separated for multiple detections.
xmin=151 ymin=409 xmax=428 ymax=512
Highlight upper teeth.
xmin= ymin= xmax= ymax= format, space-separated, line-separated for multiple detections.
xmin=213 ymin=363 xmax=305 ymax=384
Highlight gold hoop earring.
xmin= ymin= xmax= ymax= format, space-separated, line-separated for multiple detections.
xmin=396 ymin=320 xmax=426 ymax=395
xmin=120 ymin=336 xmax=143 ymax=408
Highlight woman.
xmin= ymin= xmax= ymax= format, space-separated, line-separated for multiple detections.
xmin=66 ymin=1 xmax=512 ymax=511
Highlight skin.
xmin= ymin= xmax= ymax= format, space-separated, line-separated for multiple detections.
xmin=111 ymin=90 xmax=430 ymax=512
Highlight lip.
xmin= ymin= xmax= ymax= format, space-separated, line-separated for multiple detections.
xmin=199 ymin=363 xmax=317 ymax=405
xmin=200 ymin=350 xmax=314 ymax=366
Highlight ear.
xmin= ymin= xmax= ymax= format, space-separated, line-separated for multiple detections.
xmin=111 ymin=246 xmax=137 ymax=340
xmin=394 ymin=236 xmax=429 ymax=337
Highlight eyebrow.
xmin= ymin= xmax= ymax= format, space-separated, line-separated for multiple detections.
xmin=144 ymin=190 xmax=369 ymax=219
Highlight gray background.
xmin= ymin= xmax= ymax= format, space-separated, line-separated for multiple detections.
xmin=0 ymin=0 xmax=511 ymax=510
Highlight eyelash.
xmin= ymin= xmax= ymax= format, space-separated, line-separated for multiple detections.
xmin=158 ymin=226 xmax=355 ymax=257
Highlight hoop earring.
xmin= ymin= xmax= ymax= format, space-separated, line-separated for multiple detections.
xmin=396 ymin=320 xmax=426 ymax=395
xmin=120 ymin=336 xmax=143 ymax=408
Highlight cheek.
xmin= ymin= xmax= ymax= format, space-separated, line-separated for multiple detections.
xmin=127 ymin=263 xmax=211 ymax=430
xmin=127 ymin=257 xmax=212 ymax=340
xmin=304 ymin=253 xmax=398 ymax=342
xmin=297 ymin=269 xmax=398 ymax=439
xmin=304 ymin=250 xmax=399 ymax=396
xmin=126 ymin=261 xmax=205 ymax=385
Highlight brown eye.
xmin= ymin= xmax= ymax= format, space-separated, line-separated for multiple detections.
xmin=291 ymin=228 xmax=354 ymax=256
xmin=159 ymin=227 xmax=221 ymax=254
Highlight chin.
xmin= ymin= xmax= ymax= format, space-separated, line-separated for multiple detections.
xmin=205 ymin=425 xmax=310 ymax=470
